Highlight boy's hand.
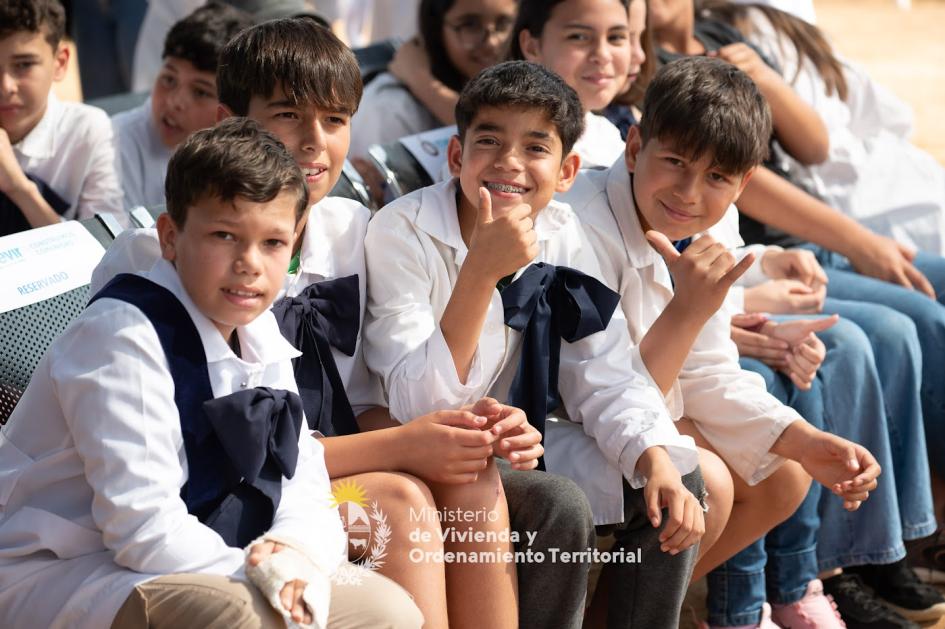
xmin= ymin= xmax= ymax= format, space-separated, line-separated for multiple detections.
xmin=469 ymin=398 xmax=544 ymax=470
xmin=401 ymin=408 xmax=499 ymax=483
xmin=731 ymin=313 xmax=790 ymax=364
xmin=710 ymin=43 xmax=779 ymax=89
xmin=795 ymin=430 xmax=881 ymax=511
xmin=0 ymin=129 xmax=30 ymax=196
xmin=466 ymin=187 xmax=538 ymax=283
xmin=248 ymin=541 xmax=313 ymax=625
xmin=761 ymin=249 xmax=827 ymax=288
xmin=389 ymin=37 xmax=432 ymax=91
xmin=849 ymin=232 xmax=935 ymax=298
xmin=647 ymin=231 xmax=754 ymax=322
xmin=744 ymin=279 xmax=826 ymax=314
xmin=762 ymin=318 xmax=834 ymax=390
xmin=637 ymin=447 xmax=705 ymax=555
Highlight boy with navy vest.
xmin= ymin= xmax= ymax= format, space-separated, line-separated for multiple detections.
xmin=0 ymin=118 xmax=421 ymax=629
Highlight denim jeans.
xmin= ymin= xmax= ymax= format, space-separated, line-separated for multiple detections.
xmin=707 ymin=314 xmax=928 ymax=625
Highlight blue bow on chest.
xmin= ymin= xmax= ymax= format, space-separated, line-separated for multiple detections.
xmin=501 ymin=263 xmax=621 ymax=456
xmin=271 ymin=275 xmax=360 ymax=436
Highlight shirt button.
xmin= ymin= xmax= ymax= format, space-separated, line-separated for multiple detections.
xmin=240 ymin=381 xmax=248 ymax=388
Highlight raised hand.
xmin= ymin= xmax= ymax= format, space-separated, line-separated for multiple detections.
xmin=466 ymin=186 xmax=538 ymax=282
xmin=647 ymin=230 xmax=755 ymax=322
xmin=0 ymin=128 xmax=29 ymax=196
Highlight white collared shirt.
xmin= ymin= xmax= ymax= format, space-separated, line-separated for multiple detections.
xmin=0 ymin=259 xmax=346 ymax=629
xmin=111 ymin=99 xmax=173 ymax=211
xmin=562 ymin=160 xmax=801 ymax=486
xmin=573 ymin=112 xmax=626 ymax=169
xmin=362 ymin=178 xmax=698 ymax=525
xmin=350 ymin=73 xmax=440 ymax=161
xmin=14 ymin=93 xmax=124 ymax=221
xmin=89 ymin=196 xmax=384 ymax=416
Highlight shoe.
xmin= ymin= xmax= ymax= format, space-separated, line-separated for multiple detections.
xmin=822 ymin=573 xmax=919 ymax=629
xmin=702 ymin=602 xmax=782 ymax=628
xmin=848 ymin=558 xmax=945 ymax=623
xmin=771 ymin=578 xmax=846 ymax=628
xmin=906 ymin=529 xmax=945 ymax=585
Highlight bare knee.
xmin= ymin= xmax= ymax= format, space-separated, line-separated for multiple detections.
xmin=699 ymin=448 xmax=734 ymax=517
xmin=429 ymin=458 xmax=504 ymax=510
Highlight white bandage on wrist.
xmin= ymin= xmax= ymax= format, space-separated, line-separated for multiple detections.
xmin=245 ymin=535 xmax=331 ymax=629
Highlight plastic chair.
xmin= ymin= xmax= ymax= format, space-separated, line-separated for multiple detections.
xmin=367 ymin=141 xmax=434 ymax=203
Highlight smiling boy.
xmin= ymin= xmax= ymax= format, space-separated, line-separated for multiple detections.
xmin=0 ymin=0 xmax=123 ymax=235
xmin=363 ymin=60 xmax=711 ymax=628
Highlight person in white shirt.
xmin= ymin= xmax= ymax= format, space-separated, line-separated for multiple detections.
xmin=0 ymin=118 xmax=422 ymax=629
xmin=0 ymin=0 xmax=123 ymax=235
xmin=564 ymin=56 xmax=882 ymax=627
xmin=511 ymin=0 xmax=643 ymax=168
xmin=363 ymin=59 xmax=727 ymax=628
xmin=112 ymin=2 xmax=252 ymax=211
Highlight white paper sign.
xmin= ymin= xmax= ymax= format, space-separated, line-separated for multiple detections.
xmin=399 ymin=125 xmax=456 ymax=183
xmin=0 ymin=221 xmax=106 ymax=314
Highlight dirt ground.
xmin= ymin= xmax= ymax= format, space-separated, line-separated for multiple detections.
xmin=815 ymin=0 xmax=945 ymax=166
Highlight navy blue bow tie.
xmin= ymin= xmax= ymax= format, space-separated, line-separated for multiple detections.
xmin=501 ymin=263 xmax=621 ymax=465
xmin=1 ymin=172 xmax=70 ymax=237
xmin=271 ymin=275 xmax=360 ymax=436
xmin=673 ymin=238 xmax=692 ymax=253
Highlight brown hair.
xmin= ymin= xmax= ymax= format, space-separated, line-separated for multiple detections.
xmin=0 ymin=0 xmax=65 ymax=48
xmin=640 ymin=56 xmax=772 ymax=174
xmin=165 ymin=117 xmax=309 ymax=227
xmin=216 ymin=17 xmax=362 ymax=116
xmin=696 ymin=0 xmax=848 ymax=101
xmin=162 ymin=1 xmax=254 ymax=74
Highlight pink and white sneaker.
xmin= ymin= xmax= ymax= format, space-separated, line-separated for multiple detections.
xmin=771 ymin=579 xmax=846 ymax=628
xmin=702 ymin=602 xmax=782 ymax=628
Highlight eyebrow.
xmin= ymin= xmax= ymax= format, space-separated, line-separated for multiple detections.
xmin=265 ymin=99 xmax=298 ymax=109
xmin=563 ymin=22 xmax=629 ymax=31
xmin=473 ymin=122 xmax=554 ymax=141
xmin=12 ymin=53 xmax=41 ymax=61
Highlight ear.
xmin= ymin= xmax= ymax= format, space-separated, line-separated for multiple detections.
xmin=555 ymin=151 xmax=581 ymax=193
xmin=156 ymin=212 xmax=180 ymax=263
xmin=624 ymin=124 xmax=643 ymax=173
xmin=52 ymin=42 xmax=69 ymax=81
xmin=732 ymin=165 xmax=757 ymax=203
xmin=518 ymin=29 xmax=542 ymax=63
xmin=216 ymin=103 xmax=235 ymax=123
xmin=446 ymin=134 xmax=464 ymax=179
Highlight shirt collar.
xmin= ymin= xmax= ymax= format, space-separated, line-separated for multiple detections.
xmin=144 ymin=258 xmax=301 ymax=366
xmin=604 ymin=159 xmax=662 ymax=269
xmin=296 ymin=200 xmax=335 ymax=279
xmin=15 ymin=92 xmax=60 ymax=160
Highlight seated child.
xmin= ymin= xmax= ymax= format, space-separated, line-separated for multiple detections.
xmin=559 ymin=54 xmax=881 ymax=617
xmin=363 ymin=59 xmax=716 ymax=628
xmin=93 ymin=18 xmax=595 ymax=629
xmin=111 ymin=1 xmax=252 ymax=210
xmin=0 ymin=0 xmax=123 ymax=236
xmin=0 ymin=117 xmax=422 ymax=629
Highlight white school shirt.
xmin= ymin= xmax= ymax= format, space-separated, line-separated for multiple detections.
xmin=111 ymin=98 xmax=173 ymax=211
xmin=362 ymin=178 xmax=698 ymax=525
xmin=0 ymin=258 xmax=346 ymax=629
xmin=561 ymin=160 xmax=801 ymax=485
xmin=350 ymin=72 xmax=440 ymax=161
xmin=743 ymin=7 xmax=945 ymax=255
xmin=13 ymin=92 xmax=124 ymax=221
xmin=572 ymin=111 xmax=626 ymax=169
xmin=89 ymin=196 xmax=385 ymax=416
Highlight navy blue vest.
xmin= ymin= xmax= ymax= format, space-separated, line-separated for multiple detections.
xmin=89 ymin=273 xmax=305 ymax=548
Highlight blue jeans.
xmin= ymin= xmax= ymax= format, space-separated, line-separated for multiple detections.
xmin=707 ymin=316 xmax=924 ymax=625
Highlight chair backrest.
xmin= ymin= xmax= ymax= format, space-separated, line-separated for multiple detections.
xmin=367 ymin=142 xmax=434 ymax=203
xmin=330 ymin=160 xmax=376 ymax=210
xmin=353 ymin=39 xmax=400 ymax=85
xmin=0 ymin=216 xmax=121 ymax=423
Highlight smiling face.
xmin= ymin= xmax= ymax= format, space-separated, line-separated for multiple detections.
xmin=157 ymin=191 xmax=298 ymax=342
xmin=448 ymin=105 xmax=579 ymax=222
xmin=151 ymin=56 xmax=219 ymax=149
xmin=626 ymin=125 xmax=754 ymax=241
xmin=518 ymin=0 xmax=631 ymax=112
xmin=239 ymin=83 xmax=351 ymax=209
xmin=627 ymin=0 xmax=646 ymax=85
xmin=0 ymin=29 xmax=67 ymax=144
xmin=441 ymin=0 xmax=518 ymax=81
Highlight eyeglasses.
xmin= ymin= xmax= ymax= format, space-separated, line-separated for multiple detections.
xmin=446 ymin=16 xmax=514 ymax=49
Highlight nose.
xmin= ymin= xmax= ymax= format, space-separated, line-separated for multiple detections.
xmin=301 ymin=118 xmax=327 ymax=155
xmin=0 ymin=70 xmax=16 ymax=97
xmin=167 ymin=86 xmax=186 ymax=112
xmin=494 ymin=144 xmax=524 ymax=172
xmin=589 ymin=35 xmax=613 ymax=65
xmin=234 ymin=243 xmax=262 ymax=276
xmin=631 ymin=37 xmax=646 ymax=68
xmin=674 ymin=171 xmax=700 ymax=203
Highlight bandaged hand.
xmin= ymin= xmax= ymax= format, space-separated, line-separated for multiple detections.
xmin=246 ymin=535 xmax=330 ymax=629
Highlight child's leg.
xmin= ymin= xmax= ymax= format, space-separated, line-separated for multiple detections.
xmin=676 ymin=419 xmax=811 ymax=581
xmin=699 ymin=446 xmax=735 ymax=559
xmin=427 ymin=458 xmax=518 ymax=629
xmin=706 ymin=539 xmax=769 ymax=627
xmin=336 ymin=472 xmax=448 ymax=628
xmin=327 ymin=567 xmax=425 ymax=629
xmin=499 ymin=461 xmax=596 ymax=629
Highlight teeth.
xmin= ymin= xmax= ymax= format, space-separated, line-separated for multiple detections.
xmin=302 ymin=167 xmax=326 ymax=176
xmin=226 ymin=289 xmax=258 ymax=297
xmin=486 ymin=182 xmax=526 ymax=194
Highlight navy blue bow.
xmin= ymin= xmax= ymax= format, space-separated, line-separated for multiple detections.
xmin=673 ymin=238 xmax=692 ymax=253
xmin=1 ymin=173 xmax=70 ymax=237
xmin=501 ymin=263 xmax=621 ymax=459
xmin=271 ymin=275 xmax=360 ymax=436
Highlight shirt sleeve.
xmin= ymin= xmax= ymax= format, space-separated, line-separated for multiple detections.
xmin=74 ymin=109 xmax=125 ymax=219
xmin=362 ymin=208 xmax=486 ymax=422
xmin=51 ymin=301 xmax=245 ymax=575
